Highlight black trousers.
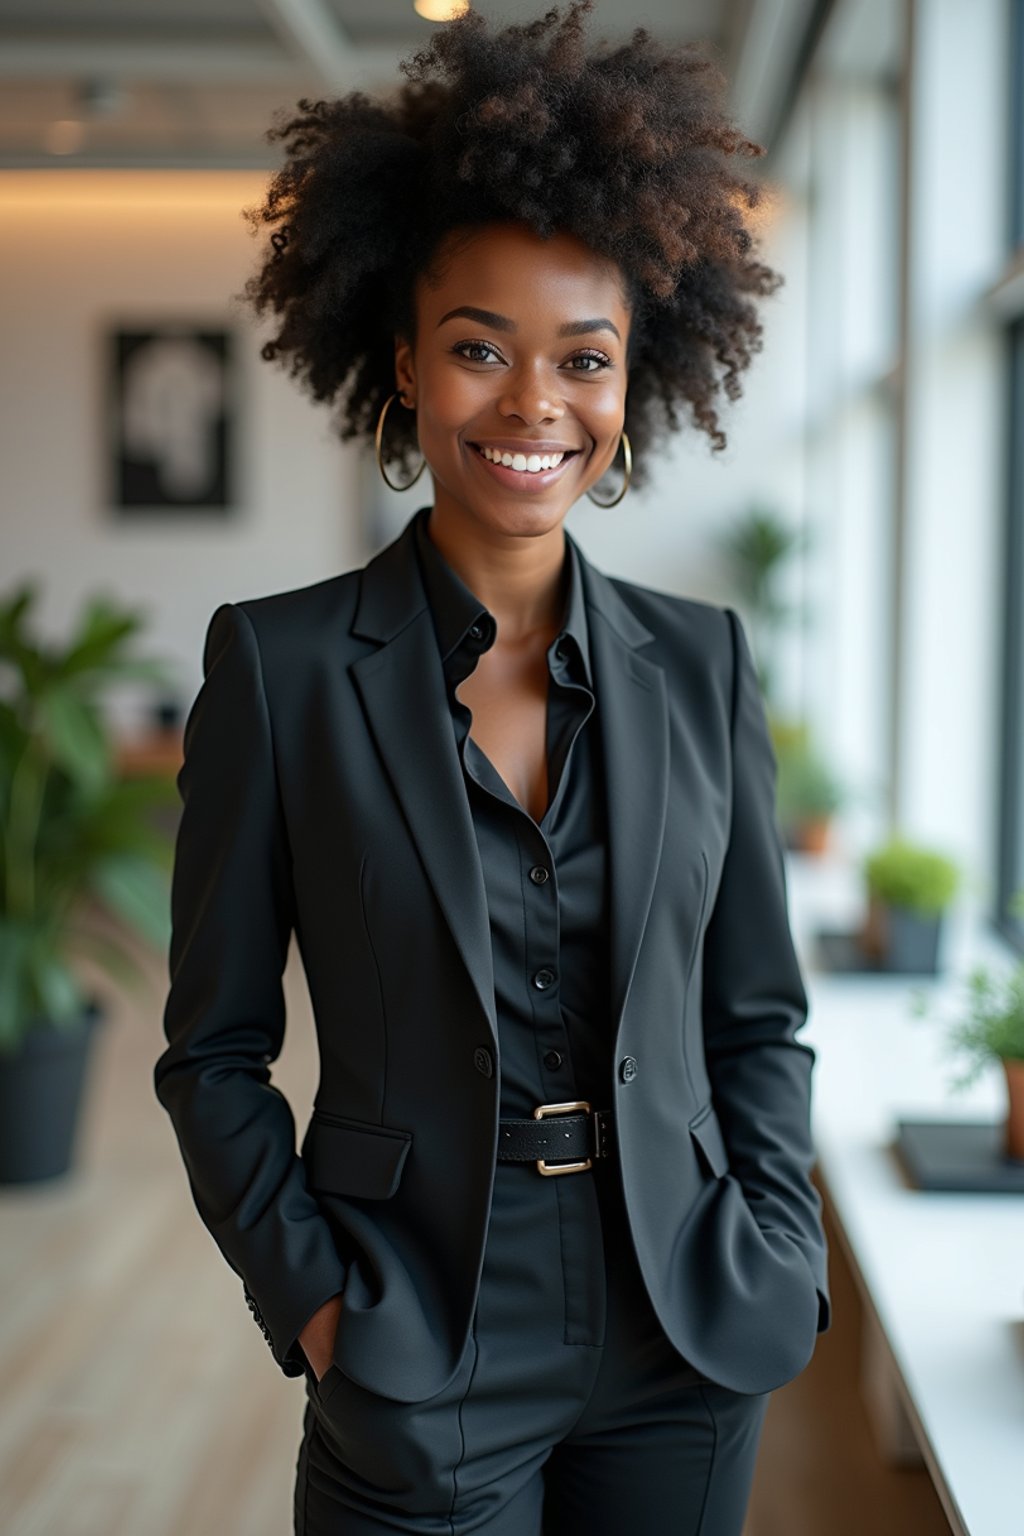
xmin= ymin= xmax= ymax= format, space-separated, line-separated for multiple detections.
xmin=295 ymin=1150 xmax=770 ymax=1535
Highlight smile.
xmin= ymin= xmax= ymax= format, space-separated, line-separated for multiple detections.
xmin=468 ymin=441 xmax=582 ymax=489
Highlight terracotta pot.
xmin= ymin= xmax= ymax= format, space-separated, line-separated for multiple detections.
xmin=1003 ymin=1057 xmax=1024 ymax=1162
xmin=794 ymin=816 xmax=831 ymax=855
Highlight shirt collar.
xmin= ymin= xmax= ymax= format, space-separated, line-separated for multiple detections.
xmin=412 ymin=505 xmax=593 ymax=689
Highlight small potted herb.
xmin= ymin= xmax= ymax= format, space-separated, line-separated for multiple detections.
xmin=910 ymin=896 xmax=1024 ymax=1159
xmin=862 ymin=837 xmax=960 ymax=975
xmin=0 ymin=581 xmax=178 ymax=1182
xmin=770 ymin=719 xmax=846 ymax=854
xmin=717 ymin=507 xmax=811 ymax=714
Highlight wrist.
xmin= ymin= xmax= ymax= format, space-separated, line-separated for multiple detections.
xmin=298 ymin=1290 xmax=344 ymax=1362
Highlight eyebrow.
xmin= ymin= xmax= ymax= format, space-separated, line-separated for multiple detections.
xmin=437 ymin=305 xmax=621 ymax=342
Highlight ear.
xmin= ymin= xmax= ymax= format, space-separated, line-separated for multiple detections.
xmin=393 ymin=335 xmax=416 ymax=406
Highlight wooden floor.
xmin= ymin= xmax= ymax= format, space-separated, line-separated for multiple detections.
xmin=0 ymin=915 xmax=952 ymax=1535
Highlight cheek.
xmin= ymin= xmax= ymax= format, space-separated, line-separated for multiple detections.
xmin=584 ymin=382 xmax=627 ymax=443
xmin=417 ymin=365 xmax=489 ymax=437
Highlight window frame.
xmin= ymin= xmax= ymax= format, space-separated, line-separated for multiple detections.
xmin=996 ymin=0 xmax=1024 ymax=951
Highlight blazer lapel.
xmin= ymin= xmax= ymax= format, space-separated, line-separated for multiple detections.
xmin=571 ymin=532 xmax=670 ymax=1039
xmin=348 ymin=508 xmax=670 ymax=1054
xmin=350 ymin=513 xmax=498 ymax=1043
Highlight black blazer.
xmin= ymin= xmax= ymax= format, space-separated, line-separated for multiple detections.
xmin=154 ymin=506 xmax=832 ymax=1405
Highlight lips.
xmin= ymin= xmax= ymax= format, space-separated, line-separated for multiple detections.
xmin=467 ymin=439 xmax=583 ymax=491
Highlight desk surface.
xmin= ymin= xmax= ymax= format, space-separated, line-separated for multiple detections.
xmin=786 ymin=855 xmax=1023 ymax=1536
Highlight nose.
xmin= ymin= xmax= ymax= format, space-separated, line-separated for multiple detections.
xmin=496 ymin=362 xmax=565 ymax=425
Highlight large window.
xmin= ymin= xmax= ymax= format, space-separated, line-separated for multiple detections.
xmin=997 ymin=0 xmax=1024 ymax=949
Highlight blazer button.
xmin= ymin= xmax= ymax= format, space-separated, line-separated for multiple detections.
xmin=619 ymin=1055 xmax=638 ymax=1083
xmin=473 ymin=1046 xmax=493 ymax=1078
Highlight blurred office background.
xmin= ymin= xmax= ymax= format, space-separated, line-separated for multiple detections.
xmin=1 ymin=1 xmax=1021 ymax=1533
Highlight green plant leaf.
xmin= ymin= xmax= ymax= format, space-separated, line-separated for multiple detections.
xmin=0 ymin=581 xmax=178 ymax=1050
xmin=89 ymin=854 xmax=171 ymax=949
xmin=914 ymin=958 xmax=1024 ymax=1081
xmin=33 ymin=951 xmax=88 ymax=1026
xmin=0 ymin=922 xmax=36 ymax=1048
xmin=863 ymin=838 xmax=960 ymax=914
xmin=58 ymin=606 xmax=143 ymax=678
xmin=36 ymin=686 xmax=111 ymax=794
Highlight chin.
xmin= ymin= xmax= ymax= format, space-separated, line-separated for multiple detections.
xmin=468 ymin=499 xmax=573 ymax=537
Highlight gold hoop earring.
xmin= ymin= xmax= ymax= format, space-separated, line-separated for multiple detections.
xmin=375 ymin=391 xmax=427 ymax=491
xmin=586 ymin=431 xmax=632 ymax=508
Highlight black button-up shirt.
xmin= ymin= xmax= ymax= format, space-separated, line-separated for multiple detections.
xmin=412 ymin=506 xmax=612 ymax=1122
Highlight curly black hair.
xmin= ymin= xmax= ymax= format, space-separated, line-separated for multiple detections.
xmin=235 ymin=0 xmax=782 ymax=491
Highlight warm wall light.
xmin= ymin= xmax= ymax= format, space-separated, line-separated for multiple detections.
xmin=413 ymin=0 xmax=470 ymax=19
xmin=0 ymin=170 xmax=270 ymax=214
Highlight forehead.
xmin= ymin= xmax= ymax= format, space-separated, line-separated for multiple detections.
xmin=417 ymin=221 xmax=630 ymax=321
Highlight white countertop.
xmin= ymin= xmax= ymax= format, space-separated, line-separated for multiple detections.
xmin=785 ymin=854 xmax=1024 ymax=1536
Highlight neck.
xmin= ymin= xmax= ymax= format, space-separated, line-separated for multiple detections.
xmin=424 ymin=502 xmax=569 ymax=642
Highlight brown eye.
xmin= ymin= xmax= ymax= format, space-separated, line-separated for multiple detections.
xmin=567 ymin=350 xmax=612 ymax=372
xmin=452 ymin=340 xmax=503 ymax=363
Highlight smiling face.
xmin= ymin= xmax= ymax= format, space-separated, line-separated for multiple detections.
xmin=393 ymin=220 xmax=631 ymax=540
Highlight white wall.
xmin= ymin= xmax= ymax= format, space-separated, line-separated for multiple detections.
xmin=0 ymin=171 xmax=363 ymax=726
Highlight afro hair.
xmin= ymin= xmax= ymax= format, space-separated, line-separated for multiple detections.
xmin=236 ymin=0 xmax=783 ymax=492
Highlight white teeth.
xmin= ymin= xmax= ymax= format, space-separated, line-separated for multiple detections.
xmin=479 ymin=446 xmax=566 ymax=472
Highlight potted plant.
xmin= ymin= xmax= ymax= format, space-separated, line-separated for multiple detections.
xmin=910 ymin=895 xmax=1024 ymax=1159
xmin=0 ymin=581 xmax=178 ymax=1182
xmin=862 ymin=837 xmax=960 ymax=975
xmin=769 ymin=718 xmax=846 ymax=854
xmin=717 ymin=506 xmax=811 ymax=715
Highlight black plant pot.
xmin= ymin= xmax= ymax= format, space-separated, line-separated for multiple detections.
xmin=880 ymin=904 xmax=943 ymax=975
xmin=0 ymin=997 xmax=105 ymax=1184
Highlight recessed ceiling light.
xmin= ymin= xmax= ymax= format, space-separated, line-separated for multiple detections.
xmin=413 ymin=0 xmax=470 ymax=19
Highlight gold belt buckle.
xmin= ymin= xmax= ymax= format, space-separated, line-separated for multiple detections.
xmin=533 ymin=1100 xmax=592 ymax=1176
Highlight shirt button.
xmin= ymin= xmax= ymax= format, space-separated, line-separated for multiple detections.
xmin=468 ymin=622 xmax=484 ymax=640
xmin=529 ymin=865 xmax=549 ymax=884
xmin=473 ymin=1046 xmax=494 ymax=1077
xmin=554 ymin=640 xmax=569 ymax=661
xmin=543 ymin=1050 xmax=563 ymax=1070
xmin=619 ymin=1055 xmax=638 ymax=1083
xmin=532 ymin=968 xmax=557 ymax=990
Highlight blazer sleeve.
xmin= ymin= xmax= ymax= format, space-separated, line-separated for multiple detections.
xmin=701 ymin=605 xmax=832 ymax=1334
xmin=153 ymin=601 xmax=347 ymax=1377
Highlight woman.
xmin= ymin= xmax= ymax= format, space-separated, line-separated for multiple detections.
xmin=154 ymin=4 xmax=831 ymax=1532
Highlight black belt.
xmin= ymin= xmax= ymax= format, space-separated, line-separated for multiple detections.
xmin=496 ymin=1100 xmax=615 ymax=1176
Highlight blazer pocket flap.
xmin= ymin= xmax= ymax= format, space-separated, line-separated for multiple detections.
xmin=688 ymin=1101 xmax=730 ymax=1179
xmin=303 ymin=1112 xmax=412 ymax=1199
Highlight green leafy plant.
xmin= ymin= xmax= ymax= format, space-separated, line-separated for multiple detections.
xmin=863 ymin=837 xmax=960 ymax=916
xmin=910 ymin=894 xmax=1024 ymax=1088
xmin=0 ymin=581 xmax=179 ymax=1054
xmin=770 ymin=719 xmax=846 ymax=823
xmin=717 ymin=506 xmax=811 ymax=710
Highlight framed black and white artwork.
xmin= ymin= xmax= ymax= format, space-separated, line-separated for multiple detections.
xmin=108 ymin=325 xmax=236 ymax=514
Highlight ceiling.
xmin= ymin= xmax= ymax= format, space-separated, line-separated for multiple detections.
xmin=0 ymin=0 xmax=828 ymax=169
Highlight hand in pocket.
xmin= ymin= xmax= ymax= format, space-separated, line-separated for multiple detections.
xmin=299 ymin=1289 xmax=345 ymax=1382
